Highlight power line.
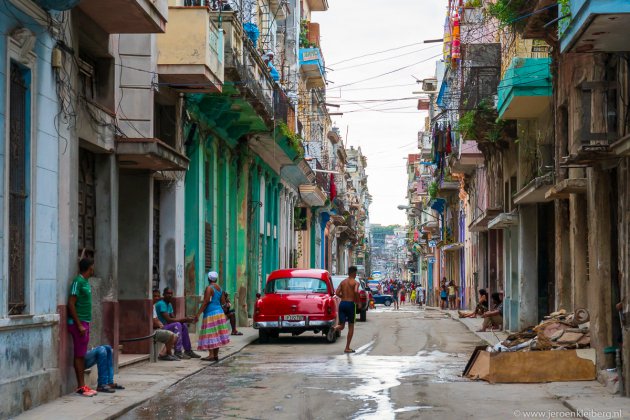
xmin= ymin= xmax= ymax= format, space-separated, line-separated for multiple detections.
xmin=328 ymin=41 xmax=432 ymax=66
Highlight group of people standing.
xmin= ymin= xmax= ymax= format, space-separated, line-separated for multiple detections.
xmin=380 ymin=280 xmax=426 ymax=310
xmin=67 ymin=258 xmax=239 ymax=397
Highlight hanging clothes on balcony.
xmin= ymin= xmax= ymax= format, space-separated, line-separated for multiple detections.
xmin=329 ymin=173 xmax=337 ymax=202
xmin=445 ymin=124 xmax=452 ymax=154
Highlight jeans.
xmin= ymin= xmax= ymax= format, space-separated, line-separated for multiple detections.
xmin=163 ymin=322 xmax=191 ymax=352
xmin=84 ymin=345 xmax=114 ymax=387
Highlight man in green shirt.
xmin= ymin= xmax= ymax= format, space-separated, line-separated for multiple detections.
xmin=68 ymin=259 xmax=97 ymax=397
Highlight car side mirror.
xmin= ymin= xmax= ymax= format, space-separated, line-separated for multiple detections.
xmin=256 ymin=293 xmax=261 ymax=299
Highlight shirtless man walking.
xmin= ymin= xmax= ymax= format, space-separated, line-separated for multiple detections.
xmin=334 ymin=266 xmax=361 ymax=353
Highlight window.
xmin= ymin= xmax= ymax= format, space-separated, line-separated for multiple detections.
xmin=7 ymin=62 xmax=30 ymax=316
xmin=78 ymin=149 xmax=96 ymax=259
xmin=154 ymin=101 xmax=177 ymax=148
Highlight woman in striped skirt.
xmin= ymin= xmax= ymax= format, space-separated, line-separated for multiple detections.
xmin=195 ymin=271 xmax=230 ymax=361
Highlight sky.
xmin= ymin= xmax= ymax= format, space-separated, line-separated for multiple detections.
xmin=316 ymin=0 xmax=445 ymax=226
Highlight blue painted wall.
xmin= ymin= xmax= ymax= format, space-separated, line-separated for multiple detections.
xmin=0 ymin=4 xmax=61 ymax=418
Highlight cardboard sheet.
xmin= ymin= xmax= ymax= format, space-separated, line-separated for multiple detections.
xmin=464 ymin=349 xmax=596 ymax=383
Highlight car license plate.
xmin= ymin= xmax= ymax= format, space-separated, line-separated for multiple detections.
xmin=284 ymin=315 xmax=304 ymax=321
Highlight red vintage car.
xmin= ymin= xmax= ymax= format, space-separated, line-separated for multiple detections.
xmin=254 ymin=269 xmax=338 ymax=343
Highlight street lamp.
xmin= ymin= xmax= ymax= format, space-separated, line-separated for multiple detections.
xmin=397 ymin=204 xmax=439 ymax=221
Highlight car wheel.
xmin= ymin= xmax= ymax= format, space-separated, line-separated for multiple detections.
xmin=258 ymin=329 xmax=270 ymax=344
xmin=384 ymin=299 xmax=392 ymax=307
xmin=359 ymin=308 xmax=367 ymax=322
xmin=325 ymin=328 xmax=337 ymax=343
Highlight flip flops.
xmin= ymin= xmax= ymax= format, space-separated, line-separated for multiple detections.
xmin=231 ymin=331 xmax=243 ymax=336
xmin=201 ymin=356 xmax=219 ymax=362
xmin=344 ymin=349 xmax=356 ymax=353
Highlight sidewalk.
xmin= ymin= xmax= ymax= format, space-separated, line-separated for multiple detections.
xmin=446 ymin=309 xmax=630 ymax=420
xmin=16 ymin=328 xmax=259 ymax=420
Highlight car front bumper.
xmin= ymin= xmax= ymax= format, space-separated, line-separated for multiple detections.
xmin=253 ymin=318 xmax=335 ymax=329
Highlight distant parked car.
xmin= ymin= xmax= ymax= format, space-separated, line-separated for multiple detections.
xmin=331 ymin=275 xmax=369 ymax=322
xmin=372 ymin=293 xmax=394 ymax=306
xmin=253 ymin=269 xmax=338 ymax=343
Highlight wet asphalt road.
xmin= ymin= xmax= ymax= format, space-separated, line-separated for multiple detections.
xmin=121 ymin=305 xmax=574 ymax=420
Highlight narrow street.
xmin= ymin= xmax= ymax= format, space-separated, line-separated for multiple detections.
xmin=122 ymin=307 xmax=573 ymax=420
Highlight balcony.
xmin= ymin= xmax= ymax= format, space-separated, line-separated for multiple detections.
xmin=513 ymin=172 xmax=554 ymax=205
xmin=488 ymin=213 xmax=519 ymax=230
xmin=545 ymin=178 xmax=587 ymax=200
xmin=497 ymin=57 xmax=552 ymax=119
xmin=157 ymin=6 xmax=224 ymax=93
xmin=116 ymin=137 xmax=189 ymax=171
xmin=460 ymin=43 xmax=501 ymax=110
xmin=449 ymin=140 xmax=483 ymax=174
xmin=77 ymin=0 xmax=167 ymax=34
xmin=215 ymin=11 xmax=275 ymax=120
xmin=306 ymin=0 xmax=329 ymax=12
xmin=437 ymin=179 xmax=460 ymax=196
xmin=300 ymin=48 xmax=326 ymax=89
xmin=560 ymin=0 xmax=630 ymax=53
xmin=469 ymin=207 xmax=502 ymax=232
xmin=561 ymin=81 xmax=618 ymax=166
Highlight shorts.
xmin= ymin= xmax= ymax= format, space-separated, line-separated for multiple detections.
xmin=68 ymin=321 xmax=90 ymax=358
xmin=440 ymin=295 xmax=448 ymax=301
xmin=154 ymin=328 xmax=176 ymax=344
xmin=338 ymin=301 xmax=356 ymax=324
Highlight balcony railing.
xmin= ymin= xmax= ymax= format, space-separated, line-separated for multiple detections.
xmin=312 ymin=159 xmax=329 ymax=194
xmin=460 ymin=44 xmax=501 ymax=111
xmin=210 ymin=11 xmax=274 ymax=120
xmin=274 ymin=86 xmax=296 ymax=132
xmin=299 ymin=48 xmax=326 ymax=89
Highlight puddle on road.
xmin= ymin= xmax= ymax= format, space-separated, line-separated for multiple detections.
xmin=311 ymin=350 xmax=464 ymax=420
xmin=123 ymin=340 xmax=467 ymax=420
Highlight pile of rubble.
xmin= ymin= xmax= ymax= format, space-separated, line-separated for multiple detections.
xmin=489 ymin=308 xmax=591 ymax=353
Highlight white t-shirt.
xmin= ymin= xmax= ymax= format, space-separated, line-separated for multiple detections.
xmin=152 ymin=305 xmax=158 ymax=319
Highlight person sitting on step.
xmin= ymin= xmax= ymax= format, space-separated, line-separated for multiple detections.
xmin=154 ymin=288 xmax=201 ymax=359
xmin=84 ymin=345 xmax=125 ymax=393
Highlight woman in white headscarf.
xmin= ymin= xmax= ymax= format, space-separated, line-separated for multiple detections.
xmin=194 ymin=271 xmax=231 ymax=361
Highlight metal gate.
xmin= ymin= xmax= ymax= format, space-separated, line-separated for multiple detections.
xmin=8 ymin=63 xmax=27 ymax=316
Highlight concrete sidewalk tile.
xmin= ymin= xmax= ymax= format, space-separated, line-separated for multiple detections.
xmin=15 ymin=328 xmax=259 ymax=420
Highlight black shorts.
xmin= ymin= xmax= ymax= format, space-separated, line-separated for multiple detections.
xmin=338 ymin=301 xmax=356 ymax=324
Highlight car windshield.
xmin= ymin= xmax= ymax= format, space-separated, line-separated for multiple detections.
xmin=331 ymin=276 xmax=365 ymax=291
xmin=265 ymin=277 xmax=329 ymax=294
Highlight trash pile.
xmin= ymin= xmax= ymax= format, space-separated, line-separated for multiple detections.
xmin=489 ymin=308 xmax=591 ymax=353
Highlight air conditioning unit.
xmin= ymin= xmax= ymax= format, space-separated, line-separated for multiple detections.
xmin=422 ymin=78 xmax=437 ymax=92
